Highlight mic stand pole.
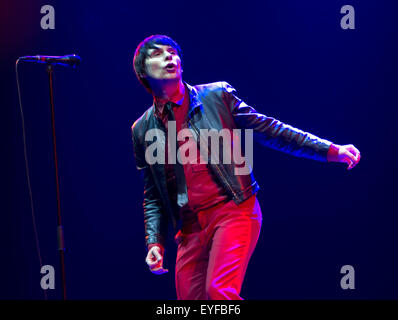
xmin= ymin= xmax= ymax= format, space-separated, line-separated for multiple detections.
xmin=46 ymin=63 xmax=67 ymax=300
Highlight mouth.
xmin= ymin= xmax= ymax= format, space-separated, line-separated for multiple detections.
xmin=164 ymin=63 xmax=177 ymax=71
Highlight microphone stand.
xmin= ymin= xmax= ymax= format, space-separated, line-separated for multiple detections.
xmin=46 ymin=64 xmax=67 ymax=300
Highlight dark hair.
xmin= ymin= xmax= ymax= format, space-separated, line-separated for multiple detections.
xmin=133 ymin=34 xmax=183 ymax=94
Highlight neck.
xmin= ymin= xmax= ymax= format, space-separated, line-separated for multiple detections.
xmin=151 ymin=79 xmax=185 ymax=105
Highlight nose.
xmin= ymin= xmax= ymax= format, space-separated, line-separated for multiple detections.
xmin=164 ymin=51 xmax=173 ymax=61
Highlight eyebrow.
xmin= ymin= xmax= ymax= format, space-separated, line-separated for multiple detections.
xmin=148 ymin=46 xmax=176 ymax=54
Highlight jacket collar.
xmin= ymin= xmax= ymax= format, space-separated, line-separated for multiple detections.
xmin=185 ymin=81 xmax=202 ymax=111
xmin=150 ymin=81 xmax=202 ymax=121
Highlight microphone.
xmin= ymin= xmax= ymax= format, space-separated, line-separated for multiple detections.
xmin=17 ymin=54 xmax=81 ymax=68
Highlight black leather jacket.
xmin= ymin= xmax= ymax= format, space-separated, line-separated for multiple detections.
xmin=131 ymin=81 xmax=333 ymax=247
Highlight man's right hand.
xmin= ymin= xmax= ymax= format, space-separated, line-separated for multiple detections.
xmin=145 ymin=246 xmax=169 ymax=275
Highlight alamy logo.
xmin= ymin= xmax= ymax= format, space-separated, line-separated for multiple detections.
xmin=40 ymin=5 xmax=55 ymax=30
xmin=340 ymin=265 xmax=355 ymax=289
xmin=340 ymin=5 xmax=355 ymax=30
xmin=144 ymin=121 xmax=254 ymax=175
xmin=40 ymin=265 xmax=55 ymax=290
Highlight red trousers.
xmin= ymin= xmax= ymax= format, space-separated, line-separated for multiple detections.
xmin=175 ymin=195 xmax=262 ymax=300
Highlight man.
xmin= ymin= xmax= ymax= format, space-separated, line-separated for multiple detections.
xmin=131 ymin=34 xmax=361 ymax=300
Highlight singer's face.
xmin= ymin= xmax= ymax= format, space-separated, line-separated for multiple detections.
xmin=143 ymin=44 xmax=182 ymax=81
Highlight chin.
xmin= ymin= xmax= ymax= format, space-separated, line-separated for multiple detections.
xmin=164 ymin=75 xmax=181 ymax=81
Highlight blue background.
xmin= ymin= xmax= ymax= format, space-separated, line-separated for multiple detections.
xmin=1 ymin=0 xmax=397 ymax=299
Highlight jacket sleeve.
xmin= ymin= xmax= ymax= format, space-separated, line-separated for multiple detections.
xmin=221 ymin=81 xmax=333 ymax=162
xmin=131 ymin=124 xmax=168 ymax=248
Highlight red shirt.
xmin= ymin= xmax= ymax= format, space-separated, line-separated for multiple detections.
xmin=155 ymin=88 xmax=229 ymax=218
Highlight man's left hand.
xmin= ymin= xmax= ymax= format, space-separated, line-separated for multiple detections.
xmin=328 ymin=144 xmax=361 ymax=170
